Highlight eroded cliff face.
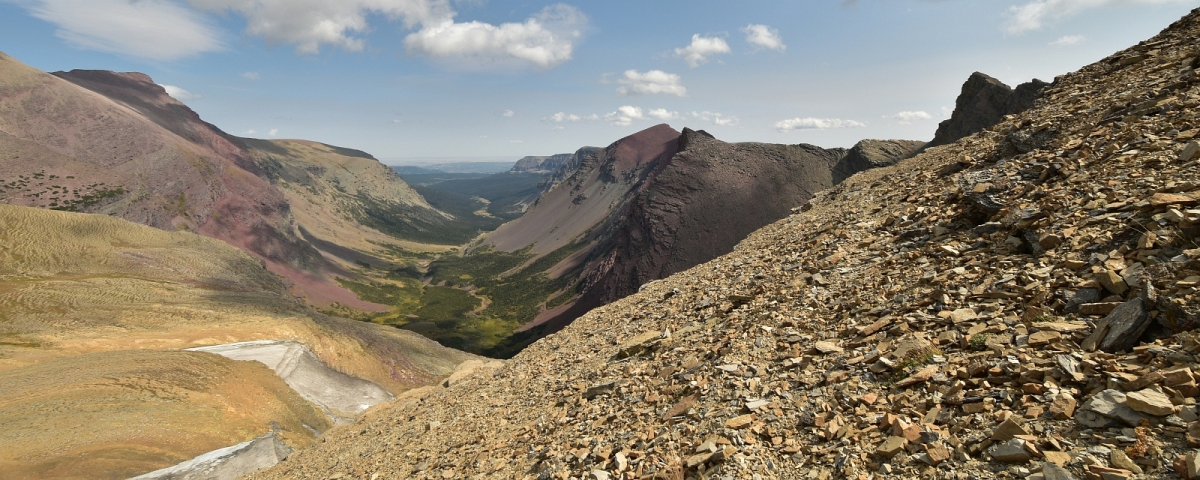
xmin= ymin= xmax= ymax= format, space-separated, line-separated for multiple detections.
xmin=928 ymin=71 xmax=1049 ymax=148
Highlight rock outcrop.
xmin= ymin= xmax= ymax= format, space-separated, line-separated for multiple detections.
xmin=510 ymin=153 xmax=576 ymax=174
xmin=253 ymin=8 xmax=1200 ymax=480
xmin=928 ymin=71 xmax=1049 ymax=148
xmin=479 ymin=125 xmax=921 ymax=355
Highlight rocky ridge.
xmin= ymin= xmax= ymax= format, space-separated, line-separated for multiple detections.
xmin=513 ymin=154 xmax=578 ymax=175
xmin=929 ymin=72 xmax=1050 ymax=149
xmin=254 ymin=8 xmax=1200 ymax=480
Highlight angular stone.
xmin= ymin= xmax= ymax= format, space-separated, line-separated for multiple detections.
xmin=876 ymin=436 xmax=907 ymax=457
xmin=950 ymin=308 xmax=978 ymax=324
xmin=925 ymin=445 xmax=952 ymax=466
xmin=895 ymin=365 xmax=939 ymax=388
xmin=1049 ymin=393 xmax=1078 ymax=419
xmin=1079 ymin=389 xmax=1148 ymax=426
xmin=988 ymin=438 xmax=1031 ymax=463
xmin=814 ymin=341 xmax=843 ymax=354
xmin=1181 ymin=141 xmax=1200 ymax=163
xmin=1126 ymin=387 xmax=1175 ymax=416
xmin=1042 ymin=462 xmax=1078 ymax=480
xmin=1097 ymin=270 xmax=1129 ymax=295
xmin=1110 ymin=450 xmax=1143 ymax=475
xmin=991 ymin=417 xmax=1030 ymax=441
xmin=1043 ymin=451 xmax=1072 ymax=467
xmin=1028 ymin=330 xmax=1062 ymax=346
xmin=1098 ymin=299 xmax=1150 ymax=353
xmin=726 ymin=414 xmax=754 ymax=429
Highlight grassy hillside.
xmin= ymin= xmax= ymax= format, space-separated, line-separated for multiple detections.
xmin=0 ymin=204 xmax=477 ymax=479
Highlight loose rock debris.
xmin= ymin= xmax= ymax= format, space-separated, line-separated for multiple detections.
xmin=253 ymin=8 xmax=1200 ymax=480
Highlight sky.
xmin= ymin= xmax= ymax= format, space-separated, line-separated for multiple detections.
xmin=0 ymin=0 xmax=1195 ymax=164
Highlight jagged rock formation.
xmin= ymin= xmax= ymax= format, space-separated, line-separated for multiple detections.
xmin=510 ymin=153 xmax=575 ymax=174
xmin=928 ymin=72 xmax=1049 ymax=148
xmin=253 ymin=8 xmax=1200 ymax=480
xmin=480 ymin=125 xmax=920 ymax=353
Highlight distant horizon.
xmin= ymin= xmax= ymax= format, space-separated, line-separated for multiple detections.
xmin=381 ymin=157 xmax=522 ymax=167
xmin=1 ymin=1 xmax=1193 ymax=158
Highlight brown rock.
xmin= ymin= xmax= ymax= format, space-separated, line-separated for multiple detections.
xmin=895 ymin=365 xmax=939 ymax=388
xmin=726 ymin=414 xmax=754 ymax=429
xmin=876 ymin=436 xmax=908 ymax=457
xmin=1126 ymin=386 xmax=1175 ymax=416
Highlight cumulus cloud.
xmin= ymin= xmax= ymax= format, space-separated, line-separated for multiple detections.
xmin=674 ymin=34 xmax=730 ymax=68
xmin=616 ymin=70 xmax=686 ymax=97
xmin=160 ymin=84 xmax=202 ymax=101
xmin=404 ymin=4 xmax=587 ymax=68
xmin=191 ymin=0 xmax=449 ymax=54
xmin=891 ymin=111 xmax=932 ymax=124
xmin=269 ymin=128 xmax=279 ymax=136
xmin=691 ymin=111 xmax=738 ymax=126
xmin=242 ymin=71 xmax=260 ymax=80
xmin=23 ymin=0 xmax=222 ymax=60
xmin=245 ymin=129 xmax=257 ymax=135
xmin=1005 ymin=0 xmax=1186 ymax=34
xmin=742 ymin=24 xmax=785 ymax=51
xmin=1050 ymin=34 xmax=1086 ymax=46
xmin=605 ymin=106 xmax=643 ymax=126
xmin=647 ymin=109 xmax=679 ymax=120
xmin=546 ymin=112 xmax=582 ymax=122
xmin=502 ymin=109 xmax=515 ymax=117
xmin=775 ymin=117 xmax=866 ymax=132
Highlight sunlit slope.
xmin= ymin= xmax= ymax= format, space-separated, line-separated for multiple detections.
xmin=0 ymin=350 xmax=328 ymax=480
xmin=0 ymin=204 xmax=478 ymax=478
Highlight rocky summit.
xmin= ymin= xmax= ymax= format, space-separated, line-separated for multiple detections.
xmin=253 ymin=8 xmax=1200 ymax=480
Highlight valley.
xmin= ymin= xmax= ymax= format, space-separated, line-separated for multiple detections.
xmin=2 ymin=3 xmax=1199 ymax=480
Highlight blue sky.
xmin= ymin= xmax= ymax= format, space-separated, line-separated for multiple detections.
xmin=0 ymin=0 xmax=1194 ymax=163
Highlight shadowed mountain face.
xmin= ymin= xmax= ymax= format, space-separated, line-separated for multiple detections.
xmin=480 ymin=125 xmax=921 ymax=354
xmin=928 ymin=71 xmax=1049 ymax=148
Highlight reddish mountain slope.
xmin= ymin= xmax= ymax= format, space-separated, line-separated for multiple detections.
xmin=481 ymin=125 xmax=921 ymax=353
xmin=0 ymin=53 xmax=378 ymax=309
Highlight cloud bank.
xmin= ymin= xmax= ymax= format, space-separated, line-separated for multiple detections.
xmin=674 ymin=34 xmax=730 ymax=67
xmin=1005 ymin=0 xmax=1186 ymax=34
xmin=775 ymin=117 xmax=865 ymax=132
xmin=616 ymin=70 xmax=687 ymax=97
xmin=28 ymin=0 xmax=222 ymax=60
xmin=743 ymin=24 xmax=785 ymax=51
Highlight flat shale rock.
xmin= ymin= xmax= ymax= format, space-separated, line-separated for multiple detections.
xmin=249 ymin=9 xmax=1200 ymax=480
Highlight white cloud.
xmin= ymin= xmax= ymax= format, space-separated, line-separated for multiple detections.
xmin=268 ymin=128 xmax=279 ymax=136
xmin=191 ymin=0 xmax=451 ymax=54
xmin=1004 ymin=0 xmax=1186 ymax=34
xmin=775 ymin=117 xmax=866 ymax=132
xmin=509 ymin=139 xmax=524 ymax=143
xmin=690 ymin=111 xmax=738 ymax=126
xmin=403 ymin=4 xmax=586 ymax=68
xmin=242 ymin=71 xmax=260 ymax=80
xmin=159 ymin=84 xmax=202 ymax=101
xmin=891 ymin=111 xmax=932 ymax=124
xmin=647 ymin=108 xmax=679 ymax=120
xmin=1050 ymin=34 xmax=1086 ymax=46
xmin=616 ymin=70 xmax=686 ymax=97
xmin=742 ymin=24 xmax=785 ymax=51
xmin=674 ymin=34 xmax=730 ymax=68
xmin=23 ymin=0 xmax=222 ymax=60
xmin=605 ymin=106 xmax=643 ymax=126
xmin=546 ymin=112 xmax=582 ymax=122
xmin=245 ymin=129 xmax=257 ymax=135
xmin=502 ymin=109 xmax=515 ymax=117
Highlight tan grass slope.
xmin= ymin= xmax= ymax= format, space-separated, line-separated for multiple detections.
xmin=0 ymin=204 xmax=478 ymax=479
